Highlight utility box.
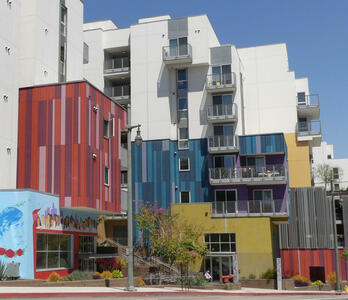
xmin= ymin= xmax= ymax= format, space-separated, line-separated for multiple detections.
xmin=6 ymin=262 xmax=20 ymax=279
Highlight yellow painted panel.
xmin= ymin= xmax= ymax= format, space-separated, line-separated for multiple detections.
xmin=284 ymin=133 xmax=311 ymax=187
xmin=171 ymin=203 xmax=275 ymax=277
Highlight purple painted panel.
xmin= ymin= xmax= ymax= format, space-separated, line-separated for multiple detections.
xmin=37 ymin=101 xmax=47 ymax=146
xmin=53 ymin=145 xmax=61 ymax=195
xmin=266 ymin=154 xmax=285 ymax=165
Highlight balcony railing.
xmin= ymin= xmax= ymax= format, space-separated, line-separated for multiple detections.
xmin=206 ymin=72 xmax=236 ymax=91
xmin=209 ymin=165 xmax=286 ymax=185
xmin=211 ymin=199 xmax=287 ymax=217
xmin=296 ymin=120 xmax=321 ymax=136
xmin=104 ymin=57 xmax=130 ymax=74
xmin=162 ymin=44 xmax=192 ymax=63
xmin=105 ymin=85 xmax=130 ymax=101
xmin=297 ymin=94 xmax=320 ymax=107
xmin=206 ymin=103 xmax=238 ymax=123
xmin=207 ymin=135 xmax=239 ymax=153
xmin=121 ymin=146 xmax=127 ymax=169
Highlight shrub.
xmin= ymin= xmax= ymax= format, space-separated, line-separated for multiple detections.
xmin=292 ymin=274 xmax=309 ymax=287
xmin=327 ymin=272 xmax=336 ymax=283
xmin=248 ymin=273 xmax=256 ymax=279
xmin=137 ymin=277 xmax=146 ymax=287
xmin=47 ymin=272 xmax=60 ymax=282
xmin=101 ymin=271 xmax=113 ymax=279
xmin=93 ymin=272 xmax=102 ymax=279
xmin=116 ymin=257 xmax=127 ymax=267
xmin=311 ymin=280 xmax=324 ymax=286
xmin=112 ymin=270 xmax=123 ymax=279
xmin=69 ymin=271 xmax=94 ymax=281
xmin=61 ymin=275 xmax=76 ymax=281
xmin=260 ymin=268 xmax=276 ymax=279
xmin=96 ymin=258 xmax=121 ymax=272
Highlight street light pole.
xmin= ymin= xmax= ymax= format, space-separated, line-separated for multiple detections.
xmin=331 ymin=179 xmax=342 ymax=292
xmin=126 ymin=104 xmax=142 ymax=291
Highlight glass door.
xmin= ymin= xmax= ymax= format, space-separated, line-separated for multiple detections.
xmin=178 ymin=37 xmax=188 ymax=56
xmin=212 ymin=66 xmax=221 ymax=85
xmin=169 ymin=39 xmax=178 ymax=57
xmin=222 ymin=65 xmax=232 ymax=84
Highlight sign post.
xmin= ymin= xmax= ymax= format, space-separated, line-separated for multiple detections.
xmin=232 ymin=253 xmax=239 ymax=283
xmin=276 ymin=257 xmax=282 ymax=290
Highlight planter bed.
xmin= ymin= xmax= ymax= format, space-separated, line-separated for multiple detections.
xmin=0 ymin=277 xmax=140 ymax=287
xmin=240 ymin=279 xmax=294 ymax=290
xmin=150 ymin=282 xmax=241 ymax=290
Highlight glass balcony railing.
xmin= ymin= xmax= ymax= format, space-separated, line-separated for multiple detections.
xmin=207 ymin=135 xmax=239 ymax=153
xmin=211 ymin=199 xmax=287 ymax=217
xmin=105 ymin=85 xmax=130 ymax=100
xmin=206 ymin=73 xmax=236 ymax=90
xmin=162 ymin=44 xmax=192 ymax=62
xmin=296 ymin=120 xmax=321 ymax=136
xmin=297 ymin=94 xmax=320 ymax=107
xmin=206 ymin=103 xmax=238 ymax=122
xmin=104 ymin=57 xmax=130 ymax=74
xmin=209 ymin=165 xmax=286 ymax=185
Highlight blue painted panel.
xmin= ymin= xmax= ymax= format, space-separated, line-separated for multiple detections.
xmin=240 ymin=133 xmax=286 ymax=155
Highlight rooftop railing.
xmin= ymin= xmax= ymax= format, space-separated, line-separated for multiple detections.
xmin=206 ymin=72 xmax=236 ymax=90
xmin=162 ymin=44 xmax=192 ymax=62
xmin=104 ymin=57 xmax=130 ymax=74
xmin=211 ymin=199 xmax=287 ymax=217
xmin=206 ymin=103 xmax=238 ymax=122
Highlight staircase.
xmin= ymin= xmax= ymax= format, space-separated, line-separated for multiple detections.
xmin=105 ymin=238 xmax=179 ymax=275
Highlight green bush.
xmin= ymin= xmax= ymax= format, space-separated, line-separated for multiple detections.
xmin=311 ymin=280 xmax=324 ymax=286
xmin=68 ymin=271 xmax=93 ymax=281
xmin=177 ymin=276 xmax=208 ymax=287
xmin=112 ymin=270 xmax=123 ymax=278
xmin=260 ymin=268 xmax=276 ymax=279
xmin=248 ymin=273 xmax=256 ymax=279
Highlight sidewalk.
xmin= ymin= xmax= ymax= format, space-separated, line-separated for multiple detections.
xmin=0 ymin=286 xmax=345 ymax=298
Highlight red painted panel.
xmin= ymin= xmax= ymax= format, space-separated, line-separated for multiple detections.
xmin=17 ymin=81 xmax=126 ymax=213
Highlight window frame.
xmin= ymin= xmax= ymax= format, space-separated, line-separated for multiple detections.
xmin=253 ymin=189 xmax=273 ymax=201
xmin=180 ymin=190 xmax=191 ymax=204
xmin=179 ymin=157 xmax=190 ymax=172
xmin=204 ymin=233 xmax=236 ymax=253
xmin=103 ymin=118 xmax=115 ymax=139
xmin=36 ymin=233 xmax=73 ymax=271
xmin=213 ymin=155 xmax=236 ymax=169
xmin=78 ymin=235 xmax=96 ymax=254
xmin=214 ymin=189 xmax=237 ymax=202
xmin=333 ymin=168 xmax=339 ymax=180
xmin=104 ymin=166 xmax=110 ymax=186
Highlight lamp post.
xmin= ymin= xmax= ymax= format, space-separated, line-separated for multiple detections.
xmin=126 ymin=104 xmax=142 ymax=291
xmin=331 ymin=179 xmax=342 ymax=292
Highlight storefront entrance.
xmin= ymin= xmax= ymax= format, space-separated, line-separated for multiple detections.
xmin=204 ymin=255 xmax=233 ymax=282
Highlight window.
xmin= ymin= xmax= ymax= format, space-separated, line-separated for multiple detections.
xmin=36 ymin=233 xmax=72 ymax=270
xmin=334 ymin=184 xmax=340 ymax=192
xmin=180 ymin=191 xmax=190 ymax=203
xmin=83 ymin=43 xmax=89 ymax=64
xmin=212 ymin=94 xmax=233 ymax=116
xmin=104 ymin=166 xmax=109 ymax=186
xmin=333 ymin=168 xmax=339 ymax=180
xmin=215 ymin=190 xmax=236 ymax=202
xmin=204 ymin=233 xmax=236 ymax=253
xmin=297 ymin=92 xmax=306 ymax=105
xmin=253 ymin=190 xmax=273 ymax=213
xmin=177 ymin=69 xmax=189 ymax=150
xmin=179 ymin=157 xmax=190 ymax=171
xmin=212 ymin=65 xmax=232 ymax=85
xmin=121 ymin=170 xmax=127 ymax=187
xmin=58 ymin=2 xmax=67 ymax=82
xmin=169 ymin=37 xmax=188 ymax=56
xmin=214 ymin=155 xmax=235 ymax=169
xmin=246 ymin=156 xmax=266 ymax=175
xmin=103 ymin=119 xmax=114 ymax=138
xmin=79 ymin=235 xmax=95 ymax=254
xmin=327 ymin=155 xmax=332 ymax=159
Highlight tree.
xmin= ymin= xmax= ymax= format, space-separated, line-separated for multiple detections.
xmin=136 ymin=204 xmax=207 ymax=273
xmin=314 ymin=164 xmax=343 ymax=192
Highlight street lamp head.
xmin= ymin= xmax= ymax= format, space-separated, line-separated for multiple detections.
xmin=134 ymin=126 xmax=142 ymax=147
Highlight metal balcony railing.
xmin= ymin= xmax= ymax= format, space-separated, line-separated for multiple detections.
xmin=105 ymin=85 xmax=130 ymax=99
xmin=104 ymin=57 xmax=130 ymax=73
xmin=209 ymin=164 xmax=286 ymax=184
xmin=121 ymin=146 xmax=127 ymax=169
xmin=296 ymin=120 xmax=321 ymax=136
xmin=206 ymin=103 xmax=238 ymax=122
xmin=162 ymin=44 xmax=192 ymax=62
xmin=206 ymin=72 xmax=236 ymax=90
xmin=211 ymin=199 xmax=287 ymax=216
xmin=207 ymin=135 xmax=239 ymax=153
xmin=297 ymin=94 xmax=320 ymax=107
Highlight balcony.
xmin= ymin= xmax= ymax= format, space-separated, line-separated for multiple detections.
xmin=206 ymin=72 xmax=236 ymax=93
xmin=104 ymin=85 xmax=130 ymax=105
xmin=104 ymin=57 xmax=130 ymax=79
xmin=162 ymin=44 xmax=192 ymax=65
xmin=211 ymin=199 xmax=288 ymax=217
xmin=297 ymin=94 xmax=320 ymax=119
xmin=121 ymin=146 xmax=127 ymax=170
xmin=296 ymin=120 xmax=322 ymax=146
xmin=206 ymin=103 xmax=238 ymax=123
xmin=209 ymin=165 xmax=287 ymax=185
xmin=207 ymin=135 xmax=239 ymax=154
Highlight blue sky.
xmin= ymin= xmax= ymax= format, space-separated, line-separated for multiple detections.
xmin=83 ymin=0 xmax=348 ymax=158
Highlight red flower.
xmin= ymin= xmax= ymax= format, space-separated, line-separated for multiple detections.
xmin=0 ymin=248 xmax=5 ymax=256
xmin=5 ymin=249 xmax=14 ymax=258
xmin=16 ymin=249 xmax=23 ymax=257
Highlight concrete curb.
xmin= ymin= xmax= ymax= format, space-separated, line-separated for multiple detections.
xmin=0 ymin=291 xmax=345 ymax=298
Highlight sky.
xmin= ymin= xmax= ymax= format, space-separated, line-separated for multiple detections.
xmin=83 ymin=0 xmax=348 ymax=158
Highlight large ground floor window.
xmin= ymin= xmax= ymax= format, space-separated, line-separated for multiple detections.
xmin=36 ymin=233 xmax=72 ymax=270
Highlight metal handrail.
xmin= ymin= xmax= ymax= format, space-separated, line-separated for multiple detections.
xmin=206 ymin=72 xmax=236 ymax=89
xmin=162 ymin=44 xmax=192 ymax=60
xmin=104 ymin=57 xmax=130 ymax=72
xmin=296 ymin=120 xmax=321 ymax=135
xmin=209 ymin=164 xmax=286 ymax=180
xmin=208 ymin=135 xmax=239 ymax=149
xmin=206 ymin=103 xmax=238 ymax=119
xmin=297 ymin=94 xmax=320 ymax=107
xmin=211 ymin=199 xmax=286 ymax=215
